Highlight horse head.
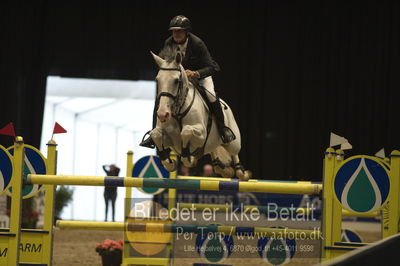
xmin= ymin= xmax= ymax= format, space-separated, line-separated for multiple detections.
xmin=151 ymin=51 xmax=189 ymax=123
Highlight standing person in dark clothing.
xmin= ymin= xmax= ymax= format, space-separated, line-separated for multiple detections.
xmin=140 ymin=15 xmax=235 ymax=149
xmin=102 ymin=164 xmax=120 ymax=221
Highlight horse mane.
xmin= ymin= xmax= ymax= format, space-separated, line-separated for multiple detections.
xmin=159 ymin=45 xmax=178 ymax=63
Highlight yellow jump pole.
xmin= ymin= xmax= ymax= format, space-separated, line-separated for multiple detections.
xmin=168 ymin=154 xmax=177 ymax=218
xmin=167 ymin=154 xmax=177 ymax=266
xmin=394 ymin=151 xmax=400 ymax=236
xmin=321 ymin=147 xmax=336 ymax=261
xmin=178 ymin=202 xmax=378 ymax=218
xmin=27 ymin=175 xmax=322 ymax=195
xmin=125 ymin=222 xmax=320 ymax=238
xmin=382 ymin=150 xmax=400 ymax=237
xmin=177 ymin=175 xmax=314 ymax=183
xmin=41 ymin=139 xmax=58 ymax=265
xmin=122 ymin=150 xmax=133 ymax=266
xmin=124 ymin=150 xmax=134 ymax=221
xmin=330 ymin=150 xmax=345 ymax=250
xmin=57 ymin=220 xmax=124 ymax=231
xmin=341 ymin=210 xmax=379 ymax=218
xmin=3 ymin=137 xmax=25 ymax=265
xmin=177 ymin=202 xmax=313 ymax=215
xmin=57 ymin=220 xmax=320 ymax=239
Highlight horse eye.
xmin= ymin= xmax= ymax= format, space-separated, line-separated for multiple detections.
xmin=174 ymin=78 xmax=179 ymax=84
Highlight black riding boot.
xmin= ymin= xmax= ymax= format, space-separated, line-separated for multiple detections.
xmin=210 ymin=101 xmax=236 ymax=143
xmin=139 ymin=102 xmax=158 ymax=149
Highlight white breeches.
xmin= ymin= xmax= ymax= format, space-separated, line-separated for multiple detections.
xmin=199 ymin=76 xmax=217 ymax=102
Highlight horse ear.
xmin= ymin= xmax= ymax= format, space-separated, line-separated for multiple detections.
xmin=175 ymin=52 xmax=182 ymax=65
xmin=150 ymin=51 xmax=164 ymax=67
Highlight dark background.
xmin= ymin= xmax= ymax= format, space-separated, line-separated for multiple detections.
xmin=1 ymin=0 xmax=399 ymax=181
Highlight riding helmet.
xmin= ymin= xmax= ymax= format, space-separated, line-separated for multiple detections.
xmin=169 ymin=15 xmax=192 ymax=31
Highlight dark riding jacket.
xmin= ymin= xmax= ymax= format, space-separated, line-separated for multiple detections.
xmin=159 ymin=33 xmax=220 ymax=79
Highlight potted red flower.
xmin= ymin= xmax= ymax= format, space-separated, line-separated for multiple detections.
xmin=95 ymin=239 xmax=123 ymax=266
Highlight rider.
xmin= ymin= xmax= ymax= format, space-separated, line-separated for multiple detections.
xmin=140 ymin=15 xmax=236 ymax=148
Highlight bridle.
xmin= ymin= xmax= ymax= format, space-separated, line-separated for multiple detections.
xmin=157 ymin=67 xmax=182 ymax=101
xmin=156 ymin=67 xmax=196 ymax=123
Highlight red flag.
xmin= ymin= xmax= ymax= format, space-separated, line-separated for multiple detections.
xmin=0 ymin=122 xmax=16 ymax=137
xmin=53 ymin=122 xmax=67 ymax=134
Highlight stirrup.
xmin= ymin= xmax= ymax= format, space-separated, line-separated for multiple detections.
xmin=139 ymin=131 xmax=155 ymax=149
xmin=220 ymin=127 xmax=236 ymax=143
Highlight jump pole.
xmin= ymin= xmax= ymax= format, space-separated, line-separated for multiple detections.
xmin=123 ymin=151 xmax=133 ymax=266
xmin=383 ymin=150 xmax=400 ymax=238
xmin=26 ymin=175 xmax=322 ymax=195
xmin=321 ymin=148 xmax=344 ymax=261
xmin=56 ymin=220 xmax=320 ymax=238
xmin=39 ymin=139 xmax=57 ymax=265
xmin=57 ymin=220 xmax=125 ymax=231
xmin=176 ymin=202 xmax=379 ymax=218
xmin=177 ymin=175 xmax=316 ymax=183
xmin=0 ymin=137 xmax=24 ymax=265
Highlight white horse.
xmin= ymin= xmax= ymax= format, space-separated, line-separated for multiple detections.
xmin=150 ymin=51 xmax=251 ymax=181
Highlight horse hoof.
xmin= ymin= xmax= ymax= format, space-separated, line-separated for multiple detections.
xmin=237 ymin=170 xmax=252 ymax=181
xmin=220 ymin=168 xmax=235 ymax=178
xmin=182 ymin=156 xmax=197 ymax=168
xmin=162 ymin=159 xmax=177 ymax=172
xmin=247 ymin=170 xmax=253 ymax=179
xmin=213 ymin=166 xmax=223 ymax=176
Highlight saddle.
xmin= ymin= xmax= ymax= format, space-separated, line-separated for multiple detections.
xmin=189 ymin=78 xmax=226 ymax=111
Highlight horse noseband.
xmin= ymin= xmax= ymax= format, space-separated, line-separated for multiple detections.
xmin=158 ymin=92 xmax=177 ymax=100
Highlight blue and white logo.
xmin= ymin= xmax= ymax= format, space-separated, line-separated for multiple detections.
xmin=257 ymin=236 xmax=296 ymax=265
xmin=195 ymin=227 xmax=234 ymax=263
xmin=0 ymin=146 xmax=13 ymax=195
xmin=341 ymin=229 xmax=363 ymax=243
xmin=132 ymin=156 xmax=169 ymax=195
xmin=334 ymin=156 xmax=390 ymax=213
xmin=8 ymin=145 xmax=46 ymax=199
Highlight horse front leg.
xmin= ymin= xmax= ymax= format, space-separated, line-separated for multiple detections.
xmin=180 ymin=125 xmax=205 ymax=168
xmin=158 ymin=148 xmax=177 ymax=172
xmin=151 ymin=127 xmax=177 ymax=172
xmin=232 ymin=155 xmax=252 ymax=181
